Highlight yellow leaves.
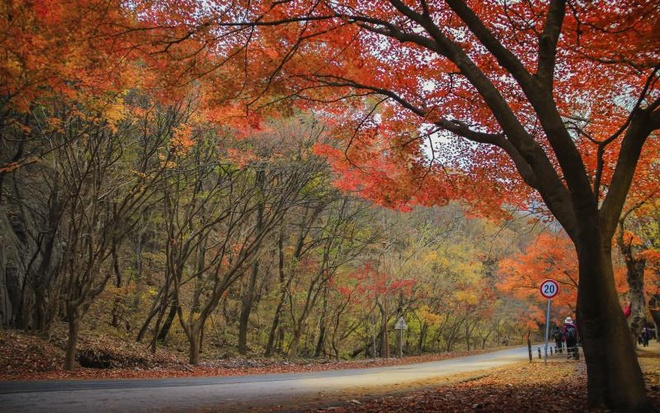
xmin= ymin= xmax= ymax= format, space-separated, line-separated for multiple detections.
xmin=417 ymin=305 xmax=441 ymax=324
xmin=170 ymin=123 xmax=195 ymax=156
xmin=103 ymin=98 xmax=127 ymax=133
xmin=46 ymin=117 xmax=66 ymax=134
xmin=158 ymin=152 xmax=177 ymax=169
xmin=454 ymin=290 xmax=480 ymax=305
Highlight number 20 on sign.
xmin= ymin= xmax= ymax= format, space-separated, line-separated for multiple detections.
xmin=540 ymin=279 xmax=559 ymax=364
xmin=540 ymin=279 xmax=559 ymax=299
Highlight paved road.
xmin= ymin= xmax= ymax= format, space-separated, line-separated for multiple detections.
xmin=0 ymin=346 xmax=533 ymax=413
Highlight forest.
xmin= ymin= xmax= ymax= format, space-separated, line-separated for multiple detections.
xmin=0 ymin=1 xmax=658 ymax=411
xmin=0 ymin=101 xmax=577 ymax=363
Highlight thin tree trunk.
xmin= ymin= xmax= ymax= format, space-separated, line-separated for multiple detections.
xmin=64 ymin=307 xmax=80 ymax=371
xmin=238 ymin=169 xmax=265 ymax=355
xmin=314 ymin=318 xmax=327 ymax=358
xmin=314 ymin=286 xmax=329 ymax=358
xmin=238 ymin=262 xmax=259 ymax=355
xmin=264 ymin=301 xmax=283 ymax=357
xmin=136 ymin=290 xmax=165 ymax=343
xmin=265 ymin=233 xmax=290 ymax=357
xmin=157 ymin=299 xmax=178 ymax=342
xmin=418 ymin=322 xmax=429 ymax=353
xmin=379 ymin=300 xmax=389 ymax=359
xmin=111 ymin=239 xmax=123 ymax=328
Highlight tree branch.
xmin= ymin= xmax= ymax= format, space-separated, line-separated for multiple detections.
xmin=600 ymin=107 xmax=657 ymax=239
xmin=536 ymin=0 xmax=566 ymax=90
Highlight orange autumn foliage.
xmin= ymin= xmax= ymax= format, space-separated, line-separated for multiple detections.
xmin=1 ymin=0 xmax=137 ymax=111
xmin=132 ymin=1 xmax=659 ymax=221
xmin=497 ymin=232 xmax=627 ymax=325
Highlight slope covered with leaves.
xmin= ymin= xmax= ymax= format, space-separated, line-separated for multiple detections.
xmin=0 ymin=329 xmax=494 ymax=381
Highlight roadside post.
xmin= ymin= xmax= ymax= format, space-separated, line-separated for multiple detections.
xmin=371 ymin=314 xmax=378 ymax=358
xmin=394 ymin=317 xmax=407 ymax=358
xmin=539 ymin=279 xmax=559 ymax=364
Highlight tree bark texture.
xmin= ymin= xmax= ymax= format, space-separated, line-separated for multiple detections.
xmin=576 ymin=222 xmax=650 ymax=411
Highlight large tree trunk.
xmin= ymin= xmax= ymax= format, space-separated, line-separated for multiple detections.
xmin=617 ymin=223 xmax=647 ymax=344
xmin=576 ymin=227 xmax=649 ymax=411
xmin=626 ymin=260 xmax=647 ymax=345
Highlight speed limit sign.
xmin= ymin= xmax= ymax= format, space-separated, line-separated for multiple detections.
xmin=540 ymin=279 xmax=559 ymax=299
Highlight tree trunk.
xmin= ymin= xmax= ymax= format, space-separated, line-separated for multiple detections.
xmin=188 ymin=328 xmax=201 ymax=365
xmin=110 ymin=239 xmax=123 ymax=328
xmin=265 ymin=231 xmax=293 ymax=357
xmin=650 ymin=309 xmax=660 ymax=341
xmin=418 ymin=322 xmax=429 ymax=353
xmin=618 ymin=230 xmax=647 ymax=344
xmin=465 ymin=323 xmax=471 ymax=351
xmin=576 ymin=229 xmax=650 ymax=411
xmin=157 ymin=299 xmax=178 ymax=342
xmin=626 ymin=256 xmax=646 ymax=343
xmin=314 ymin=321 xmax=326 ymax=358
xmin=287 ymin=325 xmax=303 ymax=358
xmin=314 ymin=287 xmax=330 ymax=358
xmin=238 ymin=261 xmax=259 ymax=355
xmin=64 ymin=308 xmax=80 ymax=371
xmin=627 ymin=260 xmax=647 ymax=345
xmin=264 ymin=303 xmax=282 ymax=357
xmin=381 ymin=300 xmax=389 ymax=359
xmin=239 ymin=169 xmax=265 ymax=355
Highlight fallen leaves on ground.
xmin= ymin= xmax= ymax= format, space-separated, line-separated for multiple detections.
xmin=311 ymin=349 xmax=660 ymax=413
xmin=0 ymin=329 xmax=495 ymax=381
xmin=1 ymin=330 xmax=658 ymax=412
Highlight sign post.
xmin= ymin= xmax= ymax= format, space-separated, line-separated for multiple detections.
xmin=539 ymin=279 xmax=559 ymax=363
xmin=394 ymin=317 xmax=407 ymax=358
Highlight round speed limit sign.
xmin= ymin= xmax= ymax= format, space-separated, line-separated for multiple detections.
xmin=540 ymin=279 xmax=559 ymax=299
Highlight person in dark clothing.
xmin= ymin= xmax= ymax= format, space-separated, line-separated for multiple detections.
xmin=562 ymin=317 xmax=579 ymax=360
xmin=641 ymin=326 xmax=651 ymax=347
xmin=552 ymin=326 xmax=563 ymax=353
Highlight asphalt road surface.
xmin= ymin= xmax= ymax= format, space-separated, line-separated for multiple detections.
xmin=0 ymin=346 xmax=534 ymax=413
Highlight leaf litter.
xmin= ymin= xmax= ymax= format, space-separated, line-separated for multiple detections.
xmin=1 ymin=330 xmax=658 ymax=412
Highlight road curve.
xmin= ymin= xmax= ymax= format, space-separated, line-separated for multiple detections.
xmin=0 ymin=346 xmax=533 ymax=413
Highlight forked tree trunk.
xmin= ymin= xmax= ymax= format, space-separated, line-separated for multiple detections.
xmin=576 ymin=226 xmax=649 ymax=411
xmin=157 ymin=300 xmax=178 ymax=342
